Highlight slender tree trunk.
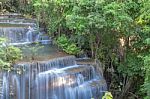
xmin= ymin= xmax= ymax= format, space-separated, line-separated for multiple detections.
xmin=89 ymin=34 xmax=94 ymax=58
xmin=95 ymin=37 xmax=100 ymax=59
xmin=118 ymin=77 xmax=133 ymax=99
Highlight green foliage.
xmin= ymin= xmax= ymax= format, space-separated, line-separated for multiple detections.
xmin=143 ymin=55 xmax=150 ymax=98
xmin=0 ymin=0 xmax=9 ymax=4
xmin=91 ymin=91 xmax=113 ymax=99
xmin=0 ymin=0 xmax=34 ymax=13
xmin=102 ymin=91 xmax=113 ymax=99
xmin=56 ymin=35 xmax=80 ymax=55
xmin=118 ymin=52 xmax=143 ymax=76
xmin=16 ymin=0 xmax=150 ymax=98
xmin=136 ymin=0 xmax=150 ymax=98
xmin=0 ymin=38 xmax=22 ymax=71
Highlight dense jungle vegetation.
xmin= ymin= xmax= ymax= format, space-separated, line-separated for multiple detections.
xmin=0 ymin=0 xmax=150 ymax=99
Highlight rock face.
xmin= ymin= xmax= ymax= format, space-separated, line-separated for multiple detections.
xmin=0 ymin=13 xmax=107 ymax=99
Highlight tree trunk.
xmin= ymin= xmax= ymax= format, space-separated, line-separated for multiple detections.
xmin=118 ymin=77 xmax=133 ymax=99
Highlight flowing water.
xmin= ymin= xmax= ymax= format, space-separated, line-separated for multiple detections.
xmin=0 ymin=13 xmax=107 ymax=99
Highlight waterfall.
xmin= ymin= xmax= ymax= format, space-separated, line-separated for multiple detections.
xmin=35 ymin=65 xmax=103 ymax=99
xmin=0 ymin=27 xmax=27 ymax=43
xmin=0 ymin=25 xmax=51 ymax=46
xmin=0 ymin=19 xmax=51 ymax=46
xmin=0 ymin=13 xmax=107 ymax=99
xmin=35 ymin=31 xmax=52 ymax=45
xmin=0 ymin=56 xmax=107 ymax=99
xmin=26 ymin=26 xmax=34 ymax=42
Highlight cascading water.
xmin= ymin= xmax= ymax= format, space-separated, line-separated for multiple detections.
xmin=0 ymin=15 xmax=51 ymax=46
xmin=0 ymin=13 xmax=107 ymax=99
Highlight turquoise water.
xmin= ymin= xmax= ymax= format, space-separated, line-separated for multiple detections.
xmin=18 ymin=44 xmax=68 ymax=62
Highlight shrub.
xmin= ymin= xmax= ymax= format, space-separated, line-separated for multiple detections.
xmin=56 ymin=35 xmax=80 ymax=55
xmin=0 ymin=38 xmax=22 ymax=71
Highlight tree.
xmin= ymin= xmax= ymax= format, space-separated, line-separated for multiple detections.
xmin=24 ymin=0 xmax=150 ymax=98
xmin=138 ymin=0 xmax=150 ymax=98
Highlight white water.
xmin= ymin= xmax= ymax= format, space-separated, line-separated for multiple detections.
xmin=0 ymin=14 xmax=107 ymax=99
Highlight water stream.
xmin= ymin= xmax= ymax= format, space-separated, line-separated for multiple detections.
xmin=0 ymin=13 xmax=107 ymax=99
